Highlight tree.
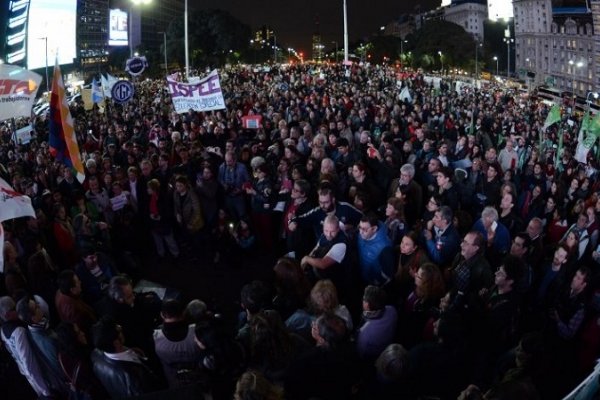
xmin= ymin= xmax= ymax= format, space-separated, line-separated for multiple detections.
xmin=167 ymin=9 xmax=251 ymax=69
xmin=410 ymin=20 xmax=476 ymax=71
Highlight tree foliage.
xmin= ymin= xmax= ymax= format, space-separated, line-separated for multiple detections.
xmin=167 ymin=9 xmax=251 ymax=68
xmin=410 ymin=20 xmax=476 ymax=70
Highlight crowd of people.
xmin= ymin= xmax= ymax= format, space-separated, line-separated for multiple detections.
xmin=1 ymin=61 xmax=600 ymax=399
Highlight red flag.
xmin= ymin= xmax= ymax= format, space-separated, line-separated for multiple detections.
xmin=49 ymin=59 xmax=85 ymax=183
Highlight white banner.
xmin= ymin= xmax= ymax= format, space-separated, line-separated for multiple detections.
xmin=0 ymin=177 xmax=36 ymax=223
xmin=0 ymin=65 xmax=43 ymax=121
xmin=167 ymin=69 xmax=226 ymax=113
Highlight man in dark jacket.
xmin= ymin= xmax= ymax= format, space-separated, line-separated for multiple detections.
xmin=285 ymin=313 xmax=360 ymax=400
xmin=448 ymin=231 xmax=494 ymax=314
xmin=91 ymin=315 xmax=161 ymax=398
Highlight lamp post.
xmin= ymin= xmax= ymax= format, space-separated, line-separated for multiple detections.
xmin=586 ymin=92 xmax=599 ymax=113
xmin=569 ymin=60 xmax=584 ymax=99
xmin=343 ymin=0 xmax=348 ymax=63
xmin=158 ymin=31 xmax=168 ymax=75
xmin=438 ymin=51 xmax=443 ymax=75
xmin=38 ymin=37 xmax=49 ymax=93
xmin=493 ymin=56 xmax=498 ymax=76
xmin=273 ymin=34 xmax=277 ymax=63
xmin=475 ymin=41 xmax=482 ymax=81
xmin=184 ymin=0 xmax=189 ymax=79
xmin=503 ymin=29 xmax=513 ymax=79
xmin=400 ymin=39 xmax=407 ymax=67
xmin=129 ymin=0 xmax=152 ymax=58
xmin=331 ymin=41 xmax=338 ymax=63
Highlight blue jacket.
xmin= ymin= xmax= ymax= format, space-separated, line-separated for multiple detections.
xmin=423 ymin=224 xmax=461 ymax=267
xmin=472 ymin=219 xmax=511 ymax=255
xmin=357 ymin=222 xmax=394 ymax=285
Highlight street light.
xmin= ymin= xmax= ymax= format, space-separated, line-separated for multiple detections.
xmin=493 ymin=56 xmax=498 ymax=76
xmin=438 ymin=51 xmax=443 ymax=75
xmin=343 ymin=0 xmax=349 ymax=63
xmin=400 ymin=39 xmax=407 ymax=67
xmin=586 ymin=92 xmax=599 ymax=113
xmin=184 ymin=0 xmax=189 ymax=79
xmin=331 ymin=41 xmax=338 ymax=63
xmin=569 ymin=60 xmax=584 ymax=99
xmin=475 ymin=41 xmax=482 ymax=81
xmin=38 ymin=37 xmax=49 ymax=93
xmin=273 ymin=34 xmax=277 ymax=63
xmin=129 ymin=0 xmax=151 ymax=58
xmin=503 ymin=28 xmax=514 ymax=79
xmin=158 ymin=31 xmax=168 ymax=76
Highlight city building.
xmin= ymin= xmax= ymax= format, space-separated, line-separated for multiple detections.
xmin=78 ymin=0 xmax=109 ymax=72
xmin=417 ymin=1 xmax=487 ymax=41
xmin=444 ymin=1 xmax=488 ymax=41
xmin=514 ymin=0 xmax=595 ymax=97
xmin=382 ymin=15 xmax=416 ymax=39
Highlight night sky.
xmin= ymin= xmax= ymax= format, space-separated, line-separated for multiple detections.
xmin=191 ymin=0 xmax=440 ymax=53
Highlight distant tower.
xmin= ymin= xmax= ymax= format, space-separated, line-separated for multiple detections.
xmin=312 ymin=15 xmax=323 ymax=61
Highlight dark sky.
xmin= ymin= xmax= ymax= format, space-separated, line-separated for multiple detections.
xmin=193 ymin=0 xmax=440 ymax=53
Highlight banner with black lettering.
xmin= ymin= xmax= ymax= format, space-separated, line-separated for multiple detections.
xmin=0 ymin=64 xmax=43 ymax=120
xmin=166 ymin=69 xmax=226 ymax=113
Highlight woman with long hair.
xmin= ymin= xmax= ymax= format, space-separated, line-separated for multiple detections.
xmin=272 ymin=257 xmax=311 ymax=321
xmin=398 ymin=263 xmax=446 ymax=348
xmin=392 ymin=232 xmax=430 ymax=303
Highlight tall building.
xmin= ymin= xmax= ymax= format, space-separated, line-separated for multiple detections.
xmin=419 ymin=1 xmax=487 ymax=41
xmin=382 ymin=15 xmax=416 ymax=39
xmin=78 ymin=0 xmax=109 ymax=72
xmin=514 ymin=0 xmax=595 ymax=96
xmin=444 ymin=1 xmax=488 ymax=40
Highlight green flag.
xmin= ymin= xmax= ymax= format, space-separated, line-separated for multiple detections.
xmin=581 ymin=111 xmax=591 ymax=134
xmin=589 ymin=113 xmax=600 ymax=138
xmin=543 ymin=104 xmax=561 ymax=130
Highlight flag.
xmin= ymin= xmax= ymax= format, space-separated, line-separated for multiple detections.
xmin=81 ymin=89 xmax=94 ymax=111
xmin=589 ymin=112 xmax=600 ymax=137
xmin=92 ymin=78 xmax=104 ymax=104
xmin=0 ymin=176 xmax=36 ymax=272
xmin=0 ymin=177 xmax=36 ymax=222
xmin=0 ymin=64 xmax=43 ymax=120
xmin=49 ymin=59 xmax=85 ymax=183
xmin=575 ymin=111 xmax=591 ymax=164
xmin=575 ymin=134 xmax=596 ymax=164
xmin=101 ymin=73 xmax=119 ymax=98
xmin=101 ymin=74 xmax=112 ymax=98
xmin=399 ymin=86 xmax=412 ymax=103
xmin=555 ymin=128 xmax=564 ymax=169
xmin=543 ymin=104 xmax=561 ymax=130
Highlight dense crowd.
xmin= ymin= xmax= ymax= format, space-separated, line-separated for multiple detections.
xmin=1 ymin=62 xmax=600 ymax=399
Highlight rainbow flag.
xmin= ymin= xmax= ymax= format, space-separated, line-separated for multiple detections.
xmin=49 ymin=59 xmax=85 ymax=183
